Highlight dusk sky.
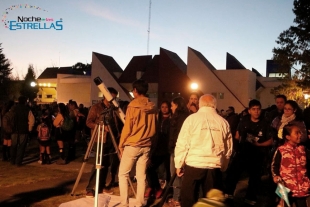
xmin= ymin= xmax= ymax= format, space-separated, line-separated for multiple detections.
xmin=1 ymin=0 xmax=294 ymax=78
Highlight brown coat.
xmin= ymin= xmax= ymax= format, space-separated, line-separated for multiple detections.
xmin=119 ymin=97 xmax=157 ymax=149
xmin=86 ymin=101 xmax=106 ymax=136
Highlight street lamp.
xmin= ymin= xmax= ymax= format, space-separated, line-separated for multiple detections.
xmin=30 ymin=81 xmax=36 ymax=87
xmin=190 ymin=82 xmax=198 ymax=90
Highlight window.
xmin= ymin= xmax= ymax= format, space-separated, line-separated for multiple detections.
xmin=46 ymin=95 xmax=53 ymax=98
xmin=147 ymin=92 xmax=157 ymax=98
xmin=211 ymin=92 xmax=224 ymax=99
xmin=219 ymin=93 xmax=224 ymax=99
xmin=163 ymin=92 xmax=181 ymax=100
xmin=38 ymin=95 xmax=42 ymax=98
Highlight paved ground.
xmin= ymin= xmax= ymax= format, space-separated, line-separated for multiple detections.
xmin=0 ymin=154 xmax=93 ymax=206
xmin=0 ymin=137 xmax=285 ymax=207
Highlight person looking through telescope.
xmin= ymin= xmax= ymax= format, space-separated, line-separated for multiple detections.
xmin=85 ymin=87 xmax=123 ymax=198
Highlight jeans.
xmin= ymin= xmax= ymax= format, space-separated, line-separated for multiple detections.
xmin=146 ymin=154 xmax=170 ymax=189
xmin=170 ymin=153 xmax=182 ymax=202
xmin=11 ymin=133 xmax=28 ymax=165
xmin=118 ymin=146 xmax=150 ymax=207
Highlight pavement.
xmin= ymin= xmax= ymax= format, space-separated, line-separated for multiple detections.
xmin=0 ymin=137 xmax=290 ymax=207
xmin=0 ymin=156 xmax=94 ymax=207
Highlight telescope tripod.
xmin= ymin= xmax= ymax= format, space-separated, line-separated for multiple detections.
xmin=71 ymin=122 xmax=137 ymax=201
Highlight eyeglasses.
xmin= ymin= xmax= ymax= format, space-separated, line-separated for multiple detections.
xmin=284 ymin=107 xmax=293 ymax=111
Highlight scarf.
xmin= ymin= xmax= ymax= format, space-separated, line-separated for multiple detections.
xmin=277 ymin=113 xmax=296 ymax=139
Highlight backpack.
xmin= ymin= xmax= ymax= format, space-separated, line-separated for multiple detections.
xmin=61 ymin=116 xmax=74 ymax=131
xmin=2 ymin=111 xmax=15 ymax=134
xmin=39 ymin=124 xmax=50 ymax=141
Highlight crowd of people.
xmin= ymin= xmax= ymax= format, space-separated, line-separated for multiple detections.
xmin=0 ymin=97 xmax=90 ymax=166
xmin=1 ymin=81 xmax=310 ymax=207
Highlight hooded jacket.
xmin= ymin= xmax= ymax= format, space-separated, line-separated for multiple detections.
xmin=271 ymin=142 xmax=310 ymax=197
xmin=119 ymin=96 xmax=157 ymax=149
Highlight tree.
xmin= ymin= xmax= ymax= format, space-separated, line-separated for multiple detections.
xmin=0 ymin=43 xmax=13 ymax=101
xmin=20 ymin=64 xmax=38 ymax=102
xmin=272 ymin=0 xmax=310 ymax=87
xmin=72 ymin=62 xmax=91 ymax=75
xmin=271 ymin=74 xmax=309 ymax=107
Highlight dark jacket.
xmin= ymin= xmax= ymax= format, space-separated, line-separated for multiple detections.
xmin=152 ymin=116 xmax=170 ymax=156
xmin=169 ymin=111 xmax=189 ymax=154
xmin=225 ymin=112 xmax=239 ymax=138
xmin=12 ymin=104 xmax=35 ymax=134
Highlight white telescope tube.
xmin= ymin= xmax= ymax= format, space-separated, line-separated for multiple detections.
xmin=94 ymin=77 xmax=126 ymax=124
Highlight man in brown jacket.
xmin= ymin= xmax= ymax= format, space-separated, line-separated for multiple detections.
xmin=118 ymin=79 xmax=157 ymax=207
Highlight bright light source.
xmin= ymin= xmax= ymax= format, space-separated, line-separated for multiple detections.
xmin=30 ymin=82 xmax=36 ymax=87
xmin=190 ymin=83 xmax=198 ymax=90
xmin=129 ymin=92 xmax=134 ymax=98
xmin=47 ymin=83 xmax=51 ymax=87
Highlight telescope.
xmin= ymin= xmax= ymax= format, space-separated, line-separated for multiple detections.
xmin=94 ymin=77 xmax=126 ymax=124
xmin=71 ymin=77 xmax=136 ymax=205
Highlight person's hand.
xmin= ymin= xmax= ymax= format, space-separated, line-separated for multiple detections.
xmin=252 ymin=141 xmax=260 ymax=146
xmin=176 ymin=168 xmax=184 ymax=177
xmin=104 ymin=126 xmax=109 ymax=132
xmin=118 ymin=147 xmax=124 ymax=158
xmin=189 ymin=105 xmax=197 ymax=113
xmin=273 ymin=176 xmax=281 ymax=183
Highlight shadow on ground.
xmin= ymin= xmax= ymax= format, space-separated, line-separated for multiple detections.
xmin=0 ymin=180 xmax=75 ymax=207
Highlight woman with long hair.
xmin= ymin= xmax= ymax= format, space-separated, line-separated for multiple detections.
xmin=271 ymin=100 xmax=307 ymax=147
xmin=145 ymin=100 xmax=172 ymax=199
xmin=53 ymin=103 xmax=69 ymax=164
xmin=168 ymin=96 xmax=189 ymax=207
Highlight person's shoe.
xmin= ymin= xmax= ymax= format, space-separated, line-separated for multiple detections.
xmin=107 ymin=181 xmax=119 ymax=188
xmin=103 ymin=188 xmax=114 ymax=195
xmin=155 ymin=188 xmax=163 ymax=199
xmin=167 ymin=198 xmax=181 ymax=207
xmin=38 ymin=160 xmax=43 ymax=164
xmin=56 ymin=158 xmax=66 ymax=165
xmin=46 ymin=156 xmax=52 ymax=164
xmin=144 ymin=187 xmax=152 ymax=198
xmin=244 ymin=199 xmax=256 ymax=206
xmin=86 ymin=190 xmax=94 ymax=198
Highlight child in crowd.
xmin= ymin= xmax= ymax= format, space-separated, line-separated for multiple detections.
xmin=193 ymin=189 xmax=226 ymax=207
xmin=271 ymin=123 xmax=310 ymax=207
xmin=37 ymin=112 xmax=52 ymax=164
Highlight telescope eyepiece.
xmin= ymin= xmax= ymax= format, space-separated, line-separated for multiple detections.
xmin=94 ymin=77 xmax=103 ymax=86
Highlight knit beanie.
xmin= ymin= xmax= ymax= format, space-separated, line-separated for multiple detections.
xmin=193 ymin=189 xmax=226 ymax=207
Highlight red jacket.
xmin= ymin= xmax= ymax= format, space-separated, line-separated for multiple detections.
xmin=272 ymin=142 xmax=310 ymax=197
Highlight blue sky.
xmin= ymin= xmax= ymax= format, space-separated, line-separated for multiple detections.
xmin=0 ymin=0 xmax=294 ymax=78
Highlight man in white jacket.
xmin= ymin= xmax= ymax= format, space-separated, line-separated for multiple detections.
xmin=174 ymin=94 xmax=233 ymax=207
